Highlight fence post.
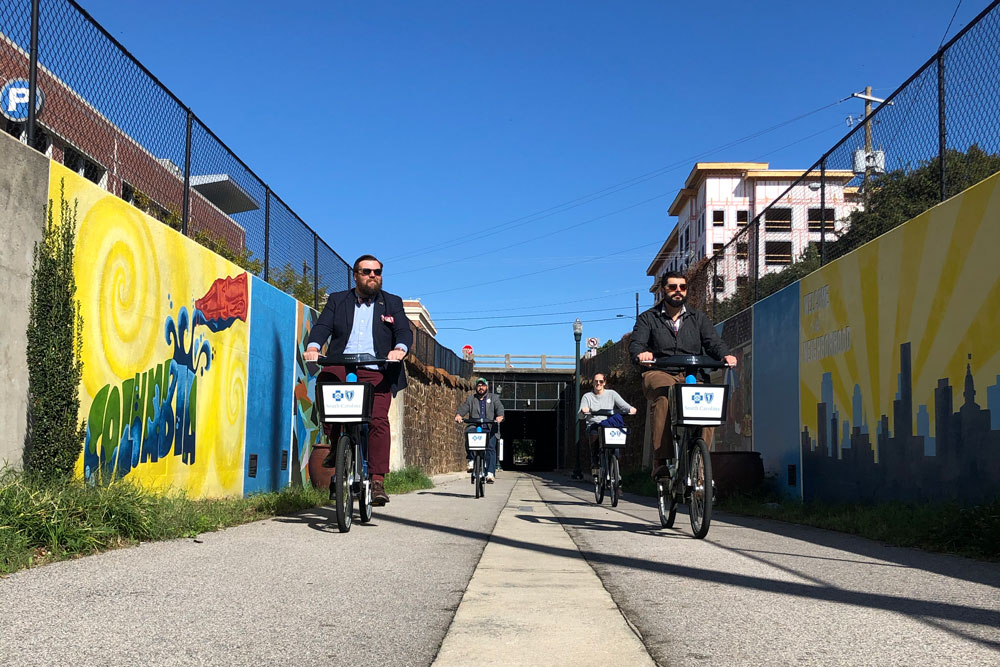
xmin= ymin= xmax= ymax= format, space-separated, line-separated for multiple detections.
xmin=182 ymin=111 xmax=193 ymax=236
xmin=263 ymin=187 xmax=270 ymax=281
xmin=752 ymin=217 xmax=760 ymax=302
xmin=937 ymin=50 xmax=947 ymax=202
xmin=313 ymin=234 xmax=319 ymax=310
xmin=26 ymin=0 xmax=40 ymax=148
xmin=819 ymin=158 xmax=827 ymax=265
xmin=714 ymin=254 xmax=720 ymax=317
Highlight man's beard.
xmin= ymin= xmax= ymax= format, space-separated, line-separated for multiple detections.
xmin=666 ymin=293 xmax=687 ymax=307
xmin=357 ymin=280 xmax=380 ymax=299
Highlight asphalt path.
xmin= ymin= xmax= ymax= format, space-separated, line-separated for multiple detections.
xmin=531 ymin=473 xmax=1000 ymax=667
xmin=0 ymin=472 xmax=515 ymax=666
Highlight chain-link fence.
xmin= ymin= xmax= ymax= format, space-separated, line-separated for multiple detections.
xmin=691 ymin=0 xmax=1000 ymax=323
xmin=1 ymin=0 xmax=351 ymax=310
xmin=410 ymin=325 xmax=473 ymax=379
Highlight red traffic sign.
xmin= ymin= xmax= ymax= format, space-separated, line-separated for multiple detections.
xmin=586 ymin=337 xmax=600 ymax=349
xmin=462 ymin=344 xmax=474 ymax=357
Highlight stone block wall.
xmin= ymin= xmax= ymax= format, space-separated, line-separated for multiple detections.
xmin=402 ymin=356 xmax=474 ymax=475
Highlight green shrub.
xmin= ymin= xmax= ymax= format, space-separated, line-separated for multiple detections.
xmin=23 ymin=182 xmax=86 ymax=478
xmin=384 ymin=466 xmax=434 ymax=494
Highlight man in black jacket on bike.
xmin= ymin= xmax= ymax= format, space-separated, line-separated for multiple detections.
xmin=629 ymin=271 xmax=736 ymax=479
xmin=304 ymin=255 xmax=413 ymax=505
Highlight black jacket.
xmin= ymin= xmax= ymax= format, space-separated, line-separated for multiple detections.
xmin=307 ymin=288 xmax=414 ymax=394
xmin=628 ymin=305 xmax=731 ymax=367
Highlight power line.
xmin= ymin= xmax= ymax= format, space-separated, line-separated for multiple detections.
xmin=417 ymin=240 xmax=663 ymax=297
xmin=435 ymin=306 xmax=626 ymax=322
xmin=940 ymin=0 xmax=964 ymax=48
xmin=387 ymin=97 xmax=849 ymax=265
xmin=393 ymin=190 xmax=675 ymax=276
xmin=430 ymin=286 xmax=650 ymax=314
xmin=437 ymin=316 xmax=628 ymax=332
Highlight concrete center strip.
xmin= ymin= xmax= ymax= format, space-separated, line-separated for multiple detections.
xmin=432 ymin=475 xmax=656 ymax=667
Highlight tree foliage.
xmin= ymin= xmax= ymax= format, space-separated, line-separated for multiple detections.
xmin=268 ymin=261 xmax=331 ymax=308
xmin=24 ymin=183 xmax=86 ymax=478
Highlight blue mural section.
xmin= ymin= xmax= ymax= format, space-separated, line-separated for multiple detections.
xmin=752 ymin=283 xmax=801 ymax=498
xmin=243 ymin=278 xmax=297 ymax=495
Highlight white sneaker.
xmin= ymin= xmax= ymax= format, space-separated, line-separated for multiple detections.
xmin=486 ymin=473 xmax=495 ymax=483
xmin=467 ymin=460 xmax=474 ymax=472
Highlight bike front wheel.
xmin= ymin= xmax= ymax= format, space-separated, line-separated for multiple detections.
xmin=334 ymin=435 xmax=354 ymax=533
xmin=594 ymin=451 xmax=606 ymax=504
xmin=474 ymin=454 xmax=484 ymax=499
xmin=609 ymin=454 xmax=621 ymax=507
xmin=688 ymin=438 xmax=713 ymax=539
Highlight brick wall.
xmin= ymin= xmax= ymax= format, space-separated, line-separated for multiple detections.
xmin=402 ymin=356 xmax=475 ymax=475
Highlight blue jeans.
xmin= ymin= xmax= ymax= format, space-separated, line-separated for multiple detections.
xmin=465 ymin=428 xmax=497 ymax=475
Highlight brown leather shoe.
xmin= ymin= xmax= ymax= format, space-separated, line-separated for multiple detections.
xmin=372 ymin=478 xmax=389 ymax=506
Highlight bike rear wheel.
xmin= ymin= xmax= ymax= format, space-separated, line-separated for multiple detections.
xmin=474 ymin=454 xmax=484 ymax=499
xmin=609 ymin=454 xmax=621 ymax=507
xmin=688 ymin=438 xmax=713 ymax=539
xmin=594 ymin=450 xmax=606 ymax=504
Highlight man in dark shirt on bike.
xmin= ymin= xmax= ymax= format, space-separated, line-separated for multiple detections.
xmin=629 ymin=271 xmax=736 ymax=479
xmin=304 ymin=254 xmax=412 ymax=506
xmin=455 ymin=378 xmax=505 ymax=483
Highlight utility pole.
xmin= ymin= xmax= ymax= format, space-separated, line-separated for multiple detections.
xmin=851 ymin=86 xmax=889 ymax=190
xmin=635 ymin=292 xmax=639 ymax=319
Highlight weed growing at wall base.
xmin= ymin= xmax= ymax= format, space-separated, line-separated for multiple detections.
xmin=384 ymin=466 xmax=434 ymax=495
xmin=0 ymin=470 xmax=326 ymax=575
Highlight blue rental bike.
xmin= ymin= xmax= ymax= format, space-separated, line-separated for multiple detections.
xmin=644 ymin=355 xmax=729 ymax=539
xmin=315 ymin=353 xmax=397 ymax=533
xmin=461 ymin=418 xmax=499 ymax=499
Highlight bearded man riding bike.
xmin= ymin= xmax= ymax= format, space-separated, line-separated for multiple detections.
xmin=629 ymin=271 xmax=736 ymax=479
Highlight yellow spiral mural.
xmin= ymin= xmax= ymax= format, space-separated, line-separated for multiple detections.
xmin=53 ymin=163 xmax=252 ymax=499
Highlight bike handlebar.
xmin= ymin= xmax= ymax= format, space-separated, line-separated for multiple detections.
xmin=461 ymin=418 xmax=500 ymax=426
xmin=640 ymin=354 xmax=728 ymax=371
xmin=316 ymin=353 xmax=400 ymax=367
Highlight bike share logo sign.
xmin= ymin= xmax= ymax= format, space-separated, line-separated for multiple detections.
xmin=322 ymin=383 xmax=367 ymax=416
xmin=680 ymin=385 xmax=725 ymax=419
xmin=602 ymin=427 xmax=628 ymax=445
xmin=1 ymin=79 xmax=45 ymax=122
xmin=467 ymin=432 xmax=487 ymax=450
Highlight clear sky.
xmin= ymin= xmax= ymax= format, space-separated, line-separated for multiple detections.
xmin=74 ymin=0 xmax=983 ymax=359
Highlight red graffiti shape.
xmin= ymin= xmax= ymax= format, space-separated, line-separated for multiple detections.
xmin=196 ymin=273 xmax=249 ymax=323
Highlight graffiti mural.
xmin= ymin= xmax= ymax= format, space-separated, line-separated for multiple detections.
xmin=57 ymin=163 xmax=251 ymax=498
xmin=799 ymin=172 xmax=1000 ymax=502
xmin=291 ymin=302 xmax=323 ymax=486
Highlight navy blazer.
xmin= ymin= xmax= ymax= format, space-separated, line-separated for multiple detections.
xmin=307 ymin=288 xmax=414 ymax=394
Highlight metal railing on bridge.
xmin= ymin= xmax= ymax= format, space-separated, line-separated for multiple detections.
xmin=473 ymin=354 xmax=576 ymax=371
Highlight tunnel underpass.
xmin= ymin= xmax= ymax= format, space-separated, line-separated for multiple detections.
xmin=477 ymin=370 xmax=574 ymax=472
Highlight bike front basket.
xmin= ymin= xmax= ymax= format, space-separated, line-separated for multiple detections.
xmin=466 ymin=432 xmax=488 ymax=451
xmin=316 ymin=381 xmax=374 ymax=423
xmin=670 ymin=384 xmax=728 ymax=427
xmin=599 ymin=425 xmax=629 ymax=449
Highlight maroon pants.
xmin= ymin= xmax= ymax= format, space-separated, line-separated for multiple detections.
xmin=319 ymin=367 xmax=394 ymax=476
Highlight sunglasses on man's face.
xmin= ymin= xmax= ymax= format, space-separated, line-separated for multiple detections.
xmin=357 ymin=268 xmax=382 ymax=277
xmin=665 ymin=283 xmax=687 ymax=292
xmin=594 ymin=380 xmax=605 ymax=385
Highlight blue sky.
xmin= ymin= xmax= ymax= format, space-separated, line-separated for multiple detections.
xmin=73 ymin=0 xmax=983 ymax=358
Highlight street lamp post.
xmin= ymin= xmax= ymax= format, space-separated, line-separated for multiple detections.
xmin=572 ymin=318 xmax=583 ymax=480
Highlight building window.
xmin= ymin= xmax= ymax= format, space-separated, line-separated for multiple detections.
xmin=63 ymin=145 xmax=105 ymax=186
xmin=4 ymin=120 xmax=51 ymax=153
xmin=714 ymin=275 xmax=725 ymax=293
xmin=713 ymin=242 xmax=724 ymax=256
xmin=737 ymin=210 xmax=749 ymax=226
xmin=736 ymin=275 xmax=749 ymax=290
xmin=736 ymin=242 xmax=748 ymax=261
xmin=764 ymin=208 xmax=792 ymax=232
xmin=808 ymin=207 xmax=835 ymax=232
xmin=713 ymin=210 xmax=725 ymax=226
xmin=765 ymin=241 xmax=793 ymax=265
